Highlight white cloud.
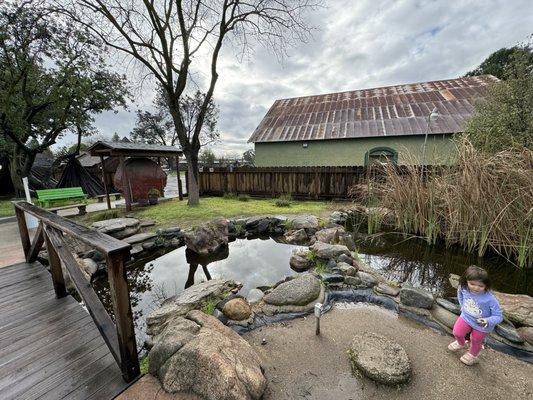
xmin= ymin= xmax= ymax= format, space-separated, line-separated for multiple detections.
xmin=60 ymin=0 xmax=533 ymax=157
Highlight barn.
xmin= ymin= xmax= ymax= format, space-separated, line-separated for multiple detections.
xmin=248 ymin=75 xmax=496 ymax=167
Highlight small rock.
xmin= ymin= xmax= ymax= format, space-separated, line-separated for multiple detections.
xmin=335 ymin=262 xmax=357 ymax=276
xmin=142 ymin=241 xmax=157 ymax=250
xmin=289 ymin=250 xmax=312 ymax=271
xmin=291 ymin=214 xmax=319 ymax=230
xmin=436 ymin=298 xmax=461 ymax=315
xmin=139 ymin=219 xmax=156 ymax=227
xmin=222 ymin=298 xmax=252 ymax=321
xmin=80 ymin=258 xmax=98 ymax=276
xmin=319 ymin=273 xmax=344 ymax=284
xmin=337 ymin=253 xmax=354 ymax=265
xmin=431 ymin=304 xmax=458 ymax=330
xmin=374 ymin=283 xmax=400 ymax=297
xmin=517 ymin=327 xmax=533 ymax=346
xmin=348 ymin=332 xmax=411 ymax=385
xmin=310 ymin=241 xmax=351 ymax=260
xmin=495 ymin=322 xmax=524 ymax=344
xmin=400 ymin=285 xmax=435 ymax=309
xmin=448 ymin=273 xmax=460 ymax=289
xmin=123 ymin=232 xmax=157 ymax=245
xmin=326 ymin=259 xmax=337 ymax=270
xmin=247 ymin=289 xmax=264 ymax=305
xmin=284 ymin=228 xmax=309 ymax=244
xmin=91 ymin=218 xmax=140 ymax=239
xmin=261 ymin=338 xmax=267 ymax=345
xmin=344 ymin=275 xmax=362 ymax=287
xmin=314 ymin=227 xmax=345 ymax=244
xmin=263 ymin=274 xmax=322 ymax=306
xmin=358 ymin=271 xmax=377 ymax=287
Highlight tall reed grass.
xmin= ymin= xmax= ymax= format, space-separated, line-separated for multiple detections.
xmin=370 ymin=141 xmax=532 ymax=268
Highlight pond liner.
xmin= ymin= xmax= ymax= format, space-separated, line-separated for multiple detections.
xmin=230 ymin=287 xmax=533 ymax=364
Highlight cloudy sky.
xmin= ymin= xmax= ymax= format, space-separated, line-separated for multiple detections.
xmin=69 ymin=0 xmax=533 ymax=156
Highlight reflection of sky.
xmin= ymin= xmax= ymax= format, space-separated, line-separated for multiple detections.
xmin=132 ymin=239 xmax=306 ymax=344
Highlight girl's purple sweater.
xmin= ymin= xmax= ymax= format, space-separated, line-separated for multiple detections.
xmin=457 ymin=287 xmax=503 ymax=333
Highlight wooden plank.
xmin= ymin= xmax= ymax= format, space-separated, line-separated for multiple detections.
xmin=0 ymin=261 xmax=41 ymax=276
xmin=13 ymin=202 xmax=131 ymax=255
xmin=106 ymin=252 xmax=140 ymax=381
xmin=45 ymin=227 xmax=121 ymax=366
xmin=68 ymin=361 xmax=126 ymax=400
xmin=44 ymin=227 xmax=67 ymax=298
xmin=14 ymin=206 xmax=30 ymax=258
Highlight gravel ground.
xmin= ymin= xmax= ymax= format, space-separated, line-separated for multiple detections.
xmin=244 ymin=304 xmax=533 ymax=400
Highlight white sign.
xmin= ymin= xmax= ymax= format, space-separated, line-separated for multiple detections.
xmin=314 ymin=302 xmax=323 ymax=318
xmin=22 ymin=177 xmax=38 ymax=228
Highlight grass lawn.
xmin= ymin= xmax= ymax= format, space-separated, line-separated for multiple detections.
xmin=0 ymin=199 xmax=15 ymax=218
xmin=75 ymin=196 xmax=345 ymax=229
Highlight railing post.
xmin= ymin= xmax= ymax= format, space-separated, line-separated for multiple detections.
xmin=43 ymin=226 xmax=67 ymax=298
xmin=14 ymin=204 xmax=31 ymax=259
xmin=106 ymin=250 xmax=140 ymax=382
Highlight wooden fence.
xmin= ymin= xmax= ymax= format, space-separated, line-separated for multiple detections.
xmin=198 ymin=166 xmax=380 ymax=200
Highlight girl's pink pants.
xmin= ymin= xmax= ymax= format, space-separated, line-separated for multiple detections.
xmin=452 ymin=316 xmax=488 ymax=356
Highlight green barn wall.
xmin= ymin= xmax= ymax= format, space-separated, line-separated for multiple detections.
xmin=254 ymin=134 xmax=457 ymax=167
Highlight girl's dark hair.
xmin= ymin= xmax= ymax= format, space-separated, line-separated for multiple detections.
xmin=459 ymin=265 xmax=491 ymax=290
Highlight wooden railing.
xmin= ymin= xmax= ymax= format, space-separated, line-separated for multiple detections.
xmin=13 ymin=201 xmax=140 ymax=382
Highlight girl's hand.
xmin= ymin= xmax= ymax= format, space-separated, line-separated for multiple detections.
xmin=477 ymin=318 xmax=488 ymax=327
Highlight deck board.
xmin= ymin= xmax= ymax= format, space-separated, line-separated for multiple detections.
xmin=0 ymin=262 xmax=128 ymax=400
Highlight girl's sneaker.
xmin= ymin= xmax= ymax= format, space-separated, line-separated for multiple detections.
xmin=447 ymin=340 xmax=466 ymax=352
xmin=460 ymin=352 xmax=478 ymax=366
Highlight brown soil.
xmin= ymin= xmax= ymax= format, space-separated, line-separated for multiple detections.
xmin=243 ymin=304 xmax=533 ymax=400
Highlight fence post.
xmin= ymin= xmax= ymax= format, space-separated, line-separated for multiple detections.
xmin=106 ymin=251 xmax=140 ymax=382
xmin=14 ymin=204 xmax=31 ymax=259
xmin=43 ymin=227 xmax=67 ymax=298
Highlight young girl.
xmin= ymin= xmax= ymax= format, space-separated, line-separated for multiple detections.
xmin=448 ymin=265 xmax=503 ymax=365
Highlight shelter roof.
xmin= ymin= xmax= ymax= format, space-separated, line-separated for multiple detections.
xmin=248 ymin=75 xmax=497 ymax=143
xmin=88 ymin=141 xmax=183 ymax=158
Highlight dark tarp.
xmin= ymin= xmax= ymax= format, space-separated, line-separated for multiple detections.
xmin=30 ymin=153 xmax=57 ymax=191
xmin=56 ymin=156 xmax=105 ymax=197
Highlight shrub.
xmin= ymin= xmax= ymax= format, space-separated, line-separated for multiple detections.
xmin=201 ymin=299 xmax=217 ymax=315
xmin=223 ymin=192 xmax=237 ymax=199
xmin=274 ymin=194 xmax=292 ymax=207
xmin=238 ymin=194 xmax=250 ymax=202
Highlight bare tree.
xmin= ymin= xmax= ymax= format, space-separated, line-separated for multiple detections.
xmin=62 ymin=0 xmax=320 ymax=205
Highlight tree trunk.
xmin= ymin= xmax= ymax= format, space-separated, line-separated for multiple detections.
xmin=186 ymin=152 xmax=200 ymax=205
xmin=9 ymin=150 xmax=35 ymax=197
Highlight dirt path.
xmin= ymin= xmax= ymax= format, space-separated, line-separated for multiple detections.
xmin=244 ymin=304 xmax=533 ymax=400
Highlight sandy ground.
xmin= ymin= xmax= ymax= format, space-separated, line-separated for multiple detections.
xmin=243 ymin=304 xmax=533 ymax=400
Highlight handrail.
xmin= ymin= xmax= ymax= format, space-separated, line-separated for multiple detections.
xmin=12 ymin=201 xmax=140 ymax=382
xmin=13 ymin=201 xmax=131 ymax=255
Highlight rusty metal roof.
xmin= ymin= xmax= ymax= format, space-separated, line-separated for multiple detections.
xmin=88 ymin=141 xmax=182 ymax=157
xmin=248 ymin=75 xmax=497 ymax=143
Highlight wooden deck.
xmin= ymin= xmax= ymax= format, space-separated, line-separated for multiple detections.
xmin=0 ymin=261 xmax=129 ymax=400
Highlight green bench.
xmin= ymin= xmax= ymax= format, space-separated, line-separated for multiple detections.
xmin=36 ymin=187 xmax=88 ymax=215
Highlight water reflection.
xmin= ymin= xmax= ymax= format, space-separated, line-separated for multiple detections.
xmin=356 ymin=233 xmax=532 ymax=297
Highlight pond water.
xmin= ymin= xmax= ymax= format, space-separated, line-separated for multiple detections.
xmin=92 ymin=230 xmax=532 ymax=347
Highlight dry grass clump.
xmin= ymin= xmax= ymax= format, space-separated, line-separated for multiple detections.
xmin=372 ymin=141 xmax=532 ymax=268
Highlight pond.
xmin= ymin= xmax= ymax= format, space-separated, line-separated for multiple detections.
xmin=92 ymin=230 xmax=532 ymax=347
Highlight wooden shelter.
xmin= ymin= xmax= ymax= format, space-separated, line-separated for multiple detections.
xmin=88 ymin=141 xmax=183 ymax=211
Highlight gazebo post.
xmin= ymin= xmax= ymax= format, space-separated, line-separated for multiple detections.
xmin=119 ymin=156 xmax=132 ymax=212
xmin=100 ymin=155 xmax=112 ymax=210
xmin=176 ymin=155 xmax=183 ymax=201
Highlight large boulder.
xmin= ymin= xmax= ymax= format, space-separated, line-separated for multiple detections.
xmin=146 ymin=279 xmax=241 ymax=336
xmin=91 ymin=218 xmax=140 ymax=239
xmin=400 ymin=285 xmax=435 ymax=309
xmin=374 ymin=283 xmax=400 ymax=297
xmin=149 ymin=310 xmax=266 ymax=400
xmin=263 ymin=274 xmax=321 ymax=307
xmin=494 ymin=292 xmax=533 ymax=327
xmin=291 ymin=215 xmax=319 ymax=230
xmin=246 ymin=289 xmax=264 ymax=305
xmin=310 ymin=241 xmax=351 ymax=260
xmin=184 ymin=219 xmax=229 ymax=256
xmin=495 ymin=321 xmax=524 ymax=344
xmin=348 ymin=332 xmax=411 ymax=385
